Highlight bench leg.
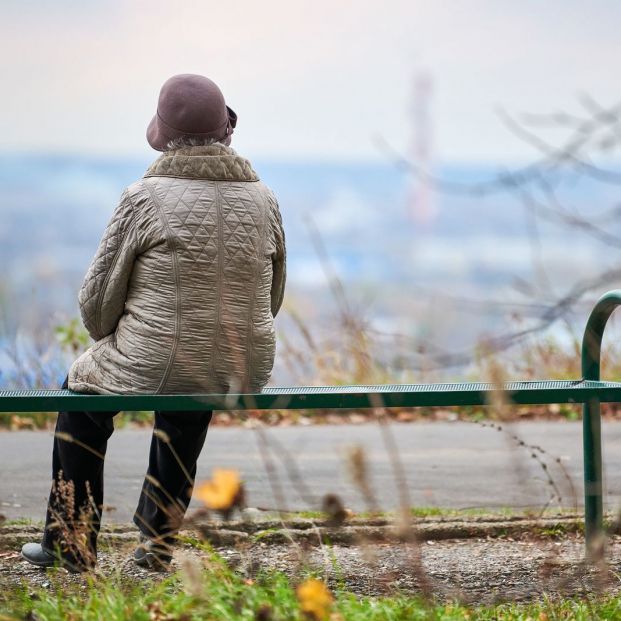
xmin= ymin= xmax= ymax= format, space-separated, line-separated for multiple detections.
xmin=583 ymin=397 xmax=603 ymax=557
xmin=580 ymin=290 xmax=621 ymax=557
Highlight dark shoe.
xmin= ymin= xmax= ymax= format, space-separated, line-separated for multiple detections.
xmin=134 ymin=535 xmax=173 ymax=571
xmin=21 ymin=543 xmax=86 ymax=573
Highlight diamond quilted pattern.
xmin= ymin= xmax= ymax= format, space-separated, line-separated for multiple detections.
xmin=69 ymin=145 xmax=286 ymax=396
xmin=78 ymin=190 xmax=137 ymax=341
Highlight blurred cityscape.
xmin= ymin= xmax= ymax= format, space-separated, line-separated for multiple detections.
xmin=2 ymin=149 xmax=621 ymax=386
xmin=3 ymin=48 xmax=621 ymax=388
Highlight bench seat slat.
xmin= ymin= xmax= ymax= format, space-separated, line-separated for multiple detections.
xmin=1 ymin=380 xmax=621 ymax=412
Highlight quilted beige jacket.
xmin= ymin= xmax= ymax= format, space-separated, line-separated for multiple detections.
xmin=68 ymin=144 xmax=286 ymax=395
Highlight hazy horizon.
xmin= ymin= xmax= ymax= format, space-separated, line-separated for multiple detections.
xmin=2 ymin=1 xmax=621 ymax=163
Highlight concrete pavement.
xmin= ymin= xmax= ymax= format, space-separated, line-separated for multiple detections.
xmin=2 ymin=421 xmax=621 ymax=524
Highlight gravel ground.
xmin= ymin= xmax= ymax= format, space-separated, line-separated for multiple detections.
xmin=223 ymin=536 xmax=620 ymax=604
xmin=1 ymin=527 xmax=620 ymax=605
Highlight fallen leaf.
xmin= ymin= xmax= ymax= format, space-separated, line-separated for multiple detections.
xmin=296 ymin=578 xmax=333 ymax=621
xmin=195 ymin=469 xmax=242 ymax=511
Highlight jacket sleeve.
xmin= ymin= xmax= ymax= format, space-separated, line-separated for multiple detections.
xmin=78 ymin=190 xmax=138 ymax=341
xmin=268 ymin=194 xmax=286 ymax=317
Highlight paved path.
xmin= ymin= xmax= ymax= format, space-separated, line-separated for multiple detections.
xmin=2 ymin=421 xmax=621 ymax=523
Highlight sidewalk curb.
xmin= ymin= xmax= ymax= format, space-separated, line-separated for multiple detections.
xmin=0 ymin=515 xmax=586 ymax=549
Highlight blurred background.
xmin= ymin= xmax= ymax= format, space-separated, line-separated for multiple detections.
xmin=2 ymin=0 xmax=621 ymax=388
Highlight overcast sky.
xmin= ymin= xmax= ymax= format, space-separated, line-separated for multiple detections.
xmin=1 ymin=0 xmax=619 ymax=163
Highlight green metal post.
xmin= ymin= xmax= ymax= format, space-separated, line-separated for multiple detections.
xmin=581 ymin=290 xmax=621 ymax=555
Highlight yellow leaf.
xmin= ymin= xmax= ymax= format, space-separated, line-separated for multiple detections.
xmin=296 ymin=579 xmax=333 ymax=621
xmin=195 ymin=469 xmax=241 ymax=510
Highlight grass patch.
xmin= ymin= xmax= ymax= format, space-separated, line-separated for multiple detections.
xmin=285 ymin=510 xmax=326 ymax=520
xmin=408 ymin=506 xmax=577 ymax=520
xmin=235 ymin=506 xmax=558 ymax=522
xmin=1 ymin=518 xmax=40 ymax=527
xmin=236 ymin=505 xmax=581 ymax=523
xmin=251 ymin=528 xmax=283 ymax=543
xmin=1 ymin=557 xmax=621 ymax=620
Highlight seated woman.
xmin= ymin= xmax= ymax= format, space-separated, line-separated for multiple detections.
xmin=21 ymin=74 xmax=286 ymax=571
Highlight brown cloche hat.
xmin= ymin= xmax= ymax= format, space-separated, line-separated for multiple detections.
xmin=146 ymin=74 xmax=237 ymax=151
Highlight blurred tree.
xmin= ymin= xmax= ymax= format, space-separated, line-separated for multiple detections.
xmin=54 ymin=318 xmax=90 ymax=354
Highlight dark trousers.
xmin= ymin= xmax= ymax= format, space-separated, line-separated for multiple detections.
xmin=42 ymin=377 xmax=212 ymax=561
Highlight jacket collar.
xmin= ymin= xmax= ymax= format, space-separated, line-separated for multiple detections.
xmin=144 ymin=143 xmax=259 ymax=182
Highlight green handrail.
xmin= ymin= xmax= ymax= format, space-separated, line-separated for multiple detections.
xmin=582 ymin=289 xmax=621 ymax=555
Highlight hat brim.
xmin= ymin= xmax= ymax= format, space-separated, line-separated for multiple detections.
xmin=146 ymin=114 xmax=172 ymax=152
xmin=146 ymin=106 xmax=237 ymax=151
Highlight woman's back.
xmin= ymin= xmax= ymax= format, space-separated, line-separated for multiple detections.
xmin=69 ymin=143 xmax=286 ymax=395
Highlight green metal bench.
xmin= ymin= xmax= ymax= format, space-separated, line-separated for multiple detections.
xmin=2 ymin=290 xmax=621 ymax=555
